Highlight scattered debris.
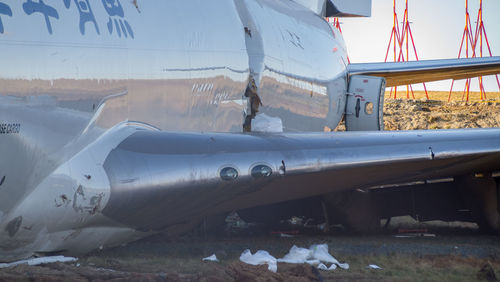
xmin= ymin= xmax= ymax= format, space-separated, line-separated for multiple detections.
xmin=368 ymin=264 xmax=383 ymax=270
xmin=225 ymin=212 xmax=257 ymax=233
xmin=0 ymin=256 xmax=78 ymax=269
xmin=394 ymin=233 xmax=436 ymax=238
xmin=278 ymin=245 xmax=319 ymax=265
xmin=276 ymin=244 xmax=349 ymax=271
xmin=309 ymin=244 xmax=349 ymax=270
xmin=318 ymin=263 xmax=337 ymax=271
xmin=394 ymin=228 xmax=436 ymax=238
xmin=271 ymin=230 xmax=298 ymax=238
xmin=477 ymin=262 xmax=497 ymax=281
xmin=399 ymin=228 xmax=428 ymax=234
xmin=239 ymin=249 xmax=277 ymax=272
xmin=202 ymin=254 xmax=219 ymax=262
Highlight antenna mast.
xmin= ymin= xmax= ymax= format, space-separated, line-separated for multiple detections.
xmin=449 ymin=0 xmax=500 ymax=102
xmin=385 ymin=0 xmax=429 ymax=99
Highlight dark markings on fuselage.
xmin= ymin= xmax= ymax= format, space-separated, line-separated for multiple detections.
xmin=0 ymin=123 xmax=20 ymax=134
xmin=5 ymin=216 xmax=22 ymax=237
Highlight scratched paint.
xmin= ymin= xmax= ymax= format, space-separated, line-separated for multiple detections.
xmin=5 ymin=216 xmax=22 ymax=237
xmin=72 ymin=185 xmax=104 ymax=215
xmin=54 ymin=194 xmax=71 ymax=208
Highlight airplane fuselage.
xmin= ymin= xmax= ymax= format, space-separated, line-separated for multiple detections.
xmin=0 ymin=0 xmax=347 ymax=260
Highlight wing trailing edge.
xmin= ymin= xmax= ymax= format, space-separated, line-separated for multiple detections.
xmin=348 ymin=56 xmax=500 ymax=87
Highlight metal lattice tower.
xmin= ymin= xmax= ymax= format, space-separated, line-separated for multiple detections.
xmin=385 ymin=0 xmax=429 ymax=99
xmin=449 ymin=0 xmax=500 ymax=102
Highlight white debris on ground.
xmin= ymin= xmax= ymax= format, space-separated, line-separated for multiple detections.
xmin=0 ymin=256 xmax=78 ymax=268
xmin=279 ymin=244 xmax=349 ymax=271
xmin=240 ymin=249 xmax=278 ymax=272
xmin=278 ymin=245 xmax=320 ymax=265
xmin=240 ymin=244 xmax=349 ymax=272
xmin=202 ymin=254 xmax=219 ymax=262
xmin=318 ymin=263 xmax=337 ymax=271
xmin=368 ymin=264 xmax=383 ymax=270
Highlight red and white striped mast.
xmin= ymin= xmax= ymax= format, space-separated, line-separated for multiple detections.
xmin=449 ymin=0 xmax=500 ymax=102
xmin=385 ymin=0 xmax=429 ymax=99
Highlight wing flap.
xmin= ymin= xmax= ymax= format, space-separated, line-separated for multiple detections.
xmin=348 ymin=57 xmax=500 ymax=87
xmin=100 ymin=128 xmax=500 ymax=231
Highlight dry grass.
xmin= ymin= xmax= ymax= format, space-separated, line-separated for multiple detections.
xmin=322 ymin=254 xmax=500 ymax=281
xmin=80 ymin=253 xmax=500 ymax=281
xmin=76 ymin=235 xmax=500 ymax=282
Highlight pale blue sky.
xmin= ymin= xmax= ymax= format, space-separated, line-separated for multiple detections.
xmin=340 ymin=0 xmax=500 ymax=91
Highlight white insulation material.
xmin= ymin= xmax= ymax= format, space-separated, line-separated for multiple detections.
xmin=0 ymin=256 xmax=78 ymax=268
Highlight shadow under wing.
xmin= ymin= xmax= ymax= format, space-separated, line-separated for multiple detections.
xmin=101 ymin=128 xmax=500 ymax=231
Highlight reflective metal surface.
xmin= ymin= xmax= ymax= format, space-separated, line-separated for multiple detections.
xmin=0 ymin=0 xmax=346 ymax=260
xmin=101 ymin=128 xmax=500 ymax=231
xmin=348 ymin=56 xmax=500 ymax=87
xmin=0 ymin=0 xmax=499 ymax=262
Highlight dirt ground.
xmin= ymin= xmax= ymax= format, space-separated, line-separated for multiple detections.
xmin=383 ymin=91 xmax=500 ymax=131
xmin=1 ymin=91 xmax=500 ymax=281
xmin=336 ymin=91 xmax=500 ymax=131
xmin=1 ymin=222 xmax=500 ymax=281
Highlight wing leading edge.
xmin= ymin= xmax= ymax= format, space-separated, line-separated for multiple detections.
xmin=101 ymin=127 xmax=500 ymax=232
xmin=348 ymin=56 xmax=500 ymax=87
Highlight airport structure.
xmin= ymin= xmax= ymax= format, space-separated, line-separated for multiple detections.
xmin=449 ymin=0 xmax=500 ymax=101
xmin=345 ymin=0 xmax=498 ymax=101
xmin=384 ymin=0 xmax=428 ymax=99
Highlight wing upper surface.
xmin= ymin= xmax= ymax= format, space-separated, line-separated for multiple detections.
xmin=348 ymin=57 xmax=500 ymax=87
xmin=101 ymin=128 xmax=500 ymax=231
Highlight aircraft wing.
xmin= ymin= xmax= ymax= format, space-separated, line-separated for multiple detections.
xmin=347 ymin=56 xmax=500 ymax=87
xmin=101 ymin=127 xmax=500 ymax=231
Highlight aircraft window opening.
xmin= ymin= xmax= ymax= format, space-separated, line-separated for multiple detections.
xmin=220 ymin=167 xmax=239 ymax=181
xmin=251 ymin=165 xmax=273 ymax=179
xmin=365 ymin=102 xmax=373 ymax=115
